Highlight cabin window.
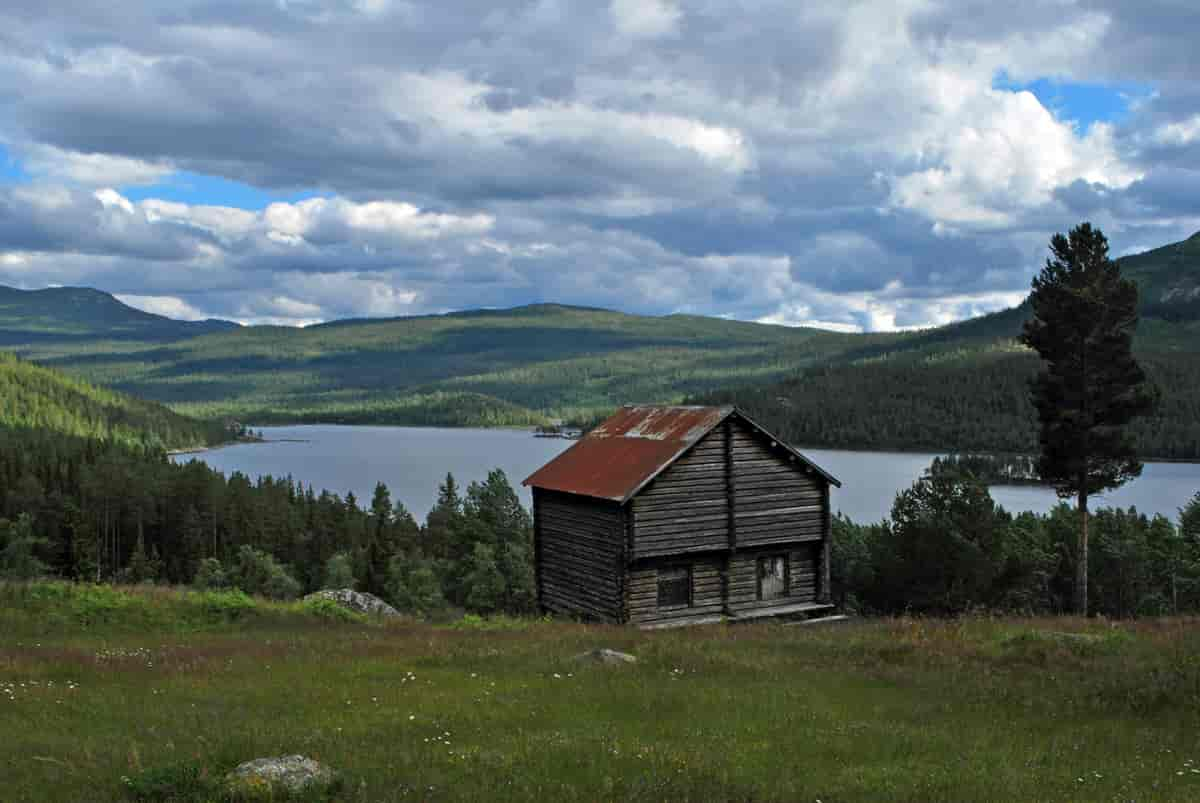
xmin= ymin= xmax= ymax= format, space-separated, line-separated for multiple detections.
xmin=657 ymin=566 xmax=691 ymax=608
xmin=757 ymin=555 xmax=788 ymax=601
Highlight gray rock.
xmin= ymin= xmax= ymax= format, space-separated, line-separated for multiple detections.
xmin=304 ymin=588 xmax=401 ymax=617
xmin=574 ymin=648 xmax=637 ymax=665
xmin=226 ymin=755 xmax=334 ymax=793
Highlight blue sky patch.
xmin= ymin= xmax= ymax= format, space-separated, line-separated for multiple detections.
xmin=121 ymin=171 xmax=327 ymax=209
xmin=993 ymin=71 xmax=1154 ymax=131
xmin=0 ymin=144 xmax=29 ymax=184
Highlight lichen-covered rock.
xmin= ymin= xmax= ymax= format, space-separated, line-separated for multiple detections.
xmin=573 ymin=648 xmax=637 ymax=665
xmin=226 ymin=755 xmax=335 ymax=794
xmin=303 ymin=588 xmax=401 ymax=617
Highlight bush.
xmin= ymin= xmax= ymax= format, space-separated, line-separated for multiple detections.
xmin=386 ymin=556 xmax=446 ymax=615
xmin=196 ymin=589 xmax=257 ymax=621
xmin=321 ymin=553 xmax=356 ymax=590
xmin=193 ymin=558 xmax=228 ymax=590
xmin=228 ymin=546 xmax=301 ymax=601
xmin=261 ymin=567 xmax=301 ymax=602
xmin=296 ymin=596 xmax=367 ymax=623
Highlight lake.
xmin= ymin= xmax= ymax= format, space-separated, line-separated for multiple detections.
xmin=173 ymin=425 xmax=1200 ymax=525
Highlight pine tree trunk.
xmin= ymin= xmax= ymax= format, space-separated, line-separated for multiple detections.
xmin=1076 ymin=488 xmax=1089 ymax=616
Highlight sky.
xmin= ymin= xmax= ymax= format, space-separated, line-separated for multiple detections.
xmin=0 ymin=1 xmax=1198 ymax=330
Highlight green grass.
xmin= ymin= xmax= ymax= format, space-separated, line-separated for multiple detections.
xmin=6 ymin=583 xmax=1200 ymax=801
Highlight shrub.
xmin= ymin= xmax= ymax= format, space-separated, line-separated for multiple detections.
xmin=297 ymin=596 xmax=367 ymax=623
xmin=386 ymin=556 xmax=446 ymax=615
xmin=196 ymin=589 xmax=257 ymax=621
xmin=229 ymin=546 xmax=301 ymax=601
xmin=321 ymin=553 xmax=356 ymax=590
xmin=193 ymin=558 xmax=229 ymax=590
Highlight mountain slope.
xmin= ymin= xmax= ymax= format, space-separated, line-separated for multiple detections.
xmin=0 ymin=285 xmax=238 ymax=345
xmin=1120 ymin=232 xmax=1200 ymax=323
xmin=9 ymin=302 xmax=904 ymax=426
xmin=0 ymin=350 xmax=223 ymax=450
xmin=1 ymin=231 xmax=1198 ymax=456
xmin=699 ymin=232 xmax=1200 ymax=458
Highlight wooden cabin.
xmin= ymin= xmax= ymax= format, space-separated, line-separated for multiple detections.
xmin=522 ymin=405 xmax=841 ymax=628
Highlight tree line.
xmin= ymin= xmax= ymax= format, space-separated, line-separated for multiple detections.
xmin=834 ymin=471 xmax=1200 ymax=618
xmin=0 ymin=424 xmax=534 ymax=616
xmin=4 ymin=419 xmax=1200 ymax=619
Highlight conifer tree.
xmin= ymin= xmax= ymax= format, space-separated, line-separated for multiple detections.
xmin=1183 ymin=493 xmax=1200 ymax=544
xmin=1019 ymin=222 xmax=1156 ymax=615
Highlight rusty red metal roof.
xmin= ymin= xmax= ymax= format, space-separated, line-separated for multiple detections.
xmin=523 ymin=405 xmax=732 ymax=502
xmin=523 ymin=405 xmax=840 ymax=502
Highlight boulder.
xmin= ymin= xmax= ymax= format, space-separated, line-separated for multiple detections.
xmin=226 ymin=755 xmax=335 ymax=794
xmin=574 ymin=648 xmax=637 ymax=665
xmin=304 ymin=589 xmax=401 ymax=617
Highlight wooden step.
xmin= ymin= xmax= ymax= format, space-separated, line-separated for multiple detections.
xmin=730 ymin=601 xmax=834 ymax=621
xmin=786 ymin=614 xmax=850 ymax=627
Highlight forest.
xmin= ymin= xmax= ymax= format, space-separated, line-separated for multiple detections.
xmin=4 ymin=417 xmax=1200 ymax=620
xmin=0 ymin=423 xmax=535 ymax=616
xmin=0 ymin=350 xmax=225 ymax=450
xmin=698 ymin=342 xmax=1200 ymax=459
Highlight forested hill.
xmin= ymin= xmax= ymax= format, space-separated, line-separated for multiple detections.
xmin=2 ymin=232 xmax=1199 ymax=457
xmin=5 ymin=301 xmax=903 ymax=427
xmin=699 ymin=233 xmax=1200 ymax=459
xmin=0 ymin=350 xmax=224 ymax=450
xmin=0 ymin=285 xmax=238 ymax=345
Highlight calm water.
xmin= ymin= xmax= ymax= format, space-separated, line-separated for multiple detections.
xmin=173 ymin=426 xmax=1200 ymax=525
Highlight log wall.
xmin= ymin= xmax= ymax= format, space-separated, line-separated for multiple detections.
xmin=533 ymin=489 xmax=624 ymax=622
xmin=626 ymin=555 xmax=725 ymax=627
xmin=729 ymin=420 xmax=826 ymax=548
xmin=533 ymin=411 xmax=835 ymax=625
xmin=630 ymin=427 xmax=730 ymax=558
xmin=726 ymin=543 xmax=820 ymax=614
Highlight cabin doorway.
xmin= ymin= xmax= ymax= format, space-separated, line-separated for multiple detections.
xmin=757 ymin=555 xmax=787 ymax=600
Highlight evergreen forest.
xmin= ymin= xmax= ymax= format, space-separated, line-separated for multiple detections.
xmin=4 ymin=415 xmax=1200 ymax=620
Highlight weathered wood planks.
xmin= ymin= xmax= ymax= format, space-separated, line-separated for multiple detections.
xmin=530 ymin=407 xmax=838 ymax=628
xmin=534 ymin=488 xmax=623 ymax=622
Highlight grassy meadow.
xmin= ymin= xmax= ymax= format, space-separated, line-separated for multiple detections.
xmin=5 ymin=583 xmax=1200 ymax=802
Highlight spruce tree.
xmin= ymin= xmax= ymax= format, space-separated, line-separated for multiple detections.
xmin=1019 ymin=222 xmax=1156 ymax=615
xmin=1182 ymin=493 xmax=1200 ymax=544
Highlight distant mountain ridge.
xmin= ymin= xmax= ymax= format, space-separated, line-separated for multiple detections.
xmin=0 ymin=285 xmax=239 ymax=344
xmin=1 ymin=230 xmax=1197 ymax=457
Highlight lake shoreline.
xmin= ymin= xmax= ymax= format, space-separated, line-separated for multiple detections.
xmin=173 ymin=424 xmax=1198 ymax=524
xmin=198 ymin=420 xmax=1200 ymax=464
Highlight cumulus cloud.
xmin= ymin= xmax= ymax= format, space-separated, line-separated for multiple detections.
xmin=18 ymin=143 xmax=173 ymax=186
xmin=0 ymin=0 xmax=1197 ymax=329
xmin=610 ymin=0 xmax=681 ymax=39
xmin=115 ymin=293 xmax=213 ymax=321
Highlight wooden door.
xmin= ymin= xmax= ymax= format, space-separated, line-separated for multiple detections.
xmin=757 ymin=555 xmax=787 ymax=600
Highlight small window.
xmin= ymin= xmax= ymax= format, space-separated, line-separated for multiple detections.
xmin=657 ymin=566 xmax=691 ymax=608
xmin=758 ymin=555 xmax=788 ymax=601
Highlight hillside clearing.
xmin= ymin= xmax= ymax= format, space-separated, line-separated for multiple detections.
xmin=4 ymin=584 xmax=1200 ymax=801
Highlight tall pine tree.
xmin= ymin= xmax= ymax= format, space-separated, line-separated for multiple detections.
xmin=1019 ymin=222 xmax=1156 ymax=615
